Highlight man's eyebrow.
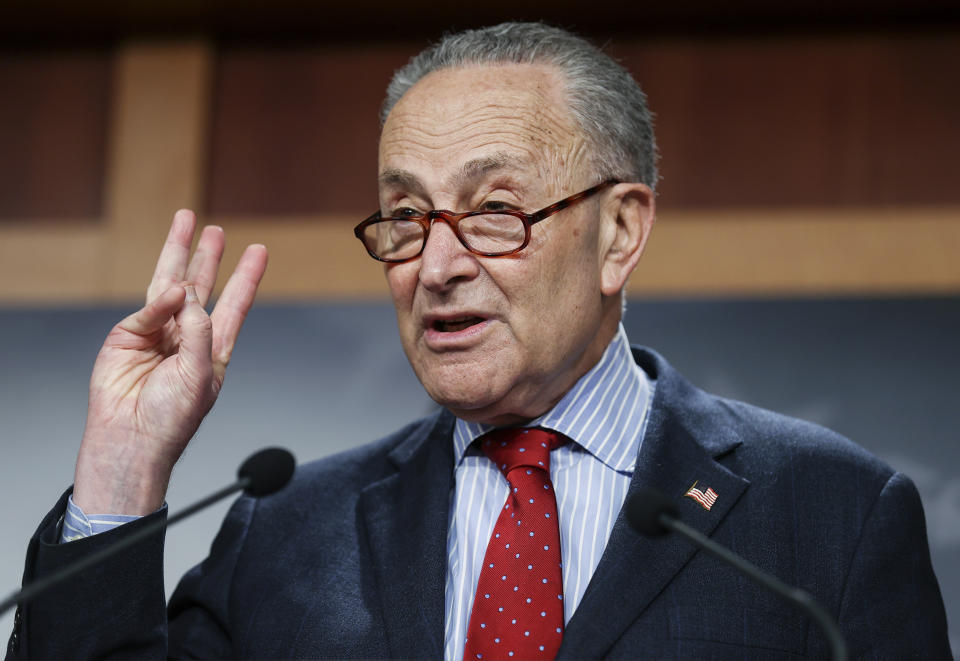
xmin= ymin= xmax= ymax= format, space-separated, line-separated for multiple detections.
xmin=453 ymin=153 xmax=517 ymax=186
xmin=378 ymin=152 xmax=527 ymax=195
xmin=378 ymin=169 xmax=425 ymax=196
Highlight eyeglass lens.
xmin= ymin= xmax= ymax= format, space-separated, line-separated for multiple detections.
xmin=361 ymin=212 xmax=527 ymax=261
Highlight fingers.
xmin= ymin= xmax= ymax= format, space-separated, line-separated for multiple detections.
xmin=118 ymin=285 xmax=187 ymax=336
xmin=146 ymin=211 xmax=228 ymax=309
xmin=137 ymin=211 xmax=266 ymax=379
xmin=209 ymin=244 xmax=269 ymax=373
xmin=184 ymin=225 xmax=226 ymax=307
xmin=147 ymin=210 xmax=197 ymax=304
xmin=174 ymin=285 xmax=215 ymax=387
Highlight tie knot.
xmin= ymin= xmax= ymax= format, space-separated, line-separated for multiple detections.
xmin=480 ymin=428 xmax=563 ymax=477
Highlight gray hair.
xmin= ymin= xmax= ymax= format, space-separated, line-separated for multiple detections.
xmin=381 ymin=22 xmax=658 ymax=189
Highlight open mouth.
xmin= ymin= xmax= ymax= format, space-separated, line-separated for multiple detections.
xmin=432 ymin=316 xmax=485 ymax=333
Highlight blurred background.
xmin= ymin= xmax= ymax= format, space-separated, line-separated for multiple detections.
xmin=1 ymin=0 xmax=958 ymax=655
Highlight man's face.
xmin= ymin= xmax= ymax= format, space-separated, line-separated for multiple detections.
xmin=378 ymin=63 xmax=621 ymax=425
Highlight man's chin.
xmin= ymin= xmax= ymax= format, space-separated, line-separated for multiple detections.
xmin=409 ymin=348 xmax=533 ymax=422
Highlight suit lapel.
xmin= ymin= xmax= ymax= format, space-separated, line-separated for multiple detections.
xmin=360 ymin=411 xmax=455 ymax=660
xmin=558 ymin=349 xmax=751 ymax=659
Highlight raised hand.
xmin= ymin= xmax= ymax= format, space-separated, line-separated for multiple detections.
xmin=72 ymin=210 xmax=268 ymax=515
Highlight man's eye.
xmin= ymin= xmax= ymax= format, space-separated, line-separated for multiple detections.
xmin=479 ymin=200 xmax=516 ymax=212
xmin=391 ymin=207 xmax=421 ymax=218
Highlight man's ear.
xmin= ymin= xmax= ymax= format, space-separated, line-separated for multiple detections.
xmin=598 ymin=183 xmax=656 ymax=296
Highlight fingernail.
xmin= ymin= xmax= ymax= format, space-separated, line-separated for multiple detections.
xmin=184 ymin=285 xmax=198 ymax=302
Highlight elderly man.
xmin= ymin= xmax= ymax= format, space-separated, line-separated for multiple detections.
xmin=8 ymin=22 xmax=950 ymax=661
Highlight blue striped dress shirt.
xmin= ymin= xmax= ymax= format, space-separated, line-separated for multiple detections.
xmin=444 ymin=324 xmax=653 ymax=661
xmin=61 ymin=496 xmax=142 ymax=541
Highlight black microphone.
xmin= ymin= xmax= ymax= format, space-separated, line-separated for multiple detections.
xmin=626 ymin=487 xmax=848 ymax=661
xmin=0 ymin=447 xmax=296 ymax=617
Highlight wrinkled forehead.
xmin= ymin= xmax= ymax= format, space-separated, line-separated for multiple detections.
xmin=377 ymin=63 xmax=589 ymax=193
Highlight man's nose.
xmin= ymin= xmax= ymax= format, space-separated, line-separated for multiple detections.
xmin=418 ymin=218 xmax=480 ymax=292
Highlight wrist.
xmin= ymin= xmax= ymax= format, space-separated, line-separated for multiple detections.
xmin=72 ymin=469 xmax=169 ymax=516
xmin=74 ymin=430 xmax=175 ymax=515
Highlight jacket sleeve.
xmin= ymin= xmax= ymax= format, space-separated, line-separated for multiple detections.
xmin=5 ymin=489 xmax=257 ymax=661
xmin=5 ymin=488 xmax=168 ymax=660
xmin=837 ymin=471 xmax=952 ymax=660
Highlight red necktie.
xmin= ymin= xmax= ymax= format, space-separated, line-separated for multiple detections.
xmin=463 ymin=428 xmax=565 ymax=660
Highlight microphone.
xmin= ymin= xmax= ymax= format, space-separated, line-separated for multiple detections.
xmin=0 ymin=447 xmax=296 ymax=617
xmin=626 ymin=487 xmax=848 ymax=661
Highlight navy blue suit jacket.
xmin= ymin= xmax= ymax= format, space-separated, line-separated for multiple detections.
xmin=8 ymin=348 xmax=951 ymax=659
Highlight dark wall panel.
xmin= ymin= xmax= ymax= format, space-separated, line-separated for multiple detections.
xmin=621 ymin=33 xmax=960 ymax=208
xmin=205 ymin=44 xmax=418 ymax=216
xmin=205 ymin=32 xmax=960 ymax=216
xmin=0 ymin=50 xmax=111 ymax=220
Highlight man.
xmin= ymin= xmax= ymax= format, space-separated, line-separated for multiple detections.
xmin=7 ymin=22 xmax=951 ymax=660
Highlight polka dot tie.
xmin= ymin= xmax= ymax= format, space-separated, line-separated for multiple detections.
xmin=463 ymin=428 xmax=565 ymax=661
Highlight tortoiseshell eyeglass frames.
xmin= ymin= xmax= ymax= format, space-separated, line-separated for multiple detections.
xmin=353 ymin=180 xmax=619 ymax=263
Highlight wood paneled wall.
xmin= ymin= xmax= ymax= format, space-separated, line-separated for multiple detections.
xmin=0 ymin=50 xmax=111 ymax=219
xmin=1 ymin=32 xmax=958 ymax=303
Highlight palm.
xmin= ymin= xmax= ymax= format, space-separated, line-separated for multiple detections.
xmin=75 ymin=210 xmax=268 ymax=514
xmin=88 ymin=322 xmax=201 ymax=458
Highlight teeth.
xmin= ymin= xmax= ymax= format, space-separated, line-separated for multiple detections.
xmin=437 ymin=317 xmax=480 ymax=332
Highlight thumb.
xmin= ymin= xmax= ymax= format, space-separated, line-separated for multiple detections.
xmin=175 ymin=285 xmax=215 ymax=388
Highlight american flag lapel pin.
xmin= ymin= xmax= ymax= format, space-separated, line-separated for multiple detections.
xmin=684 ymin=481 xmax=719 ymax=510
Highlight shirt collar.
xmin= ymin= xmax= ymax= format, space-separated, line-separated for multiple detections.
xmin=452 ymin=324 xmax=651 ymax=473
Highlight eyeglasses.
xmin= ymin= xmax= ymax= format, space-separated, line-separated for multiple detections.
xmin=354 ymin=180 xmax=618 ymax=263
